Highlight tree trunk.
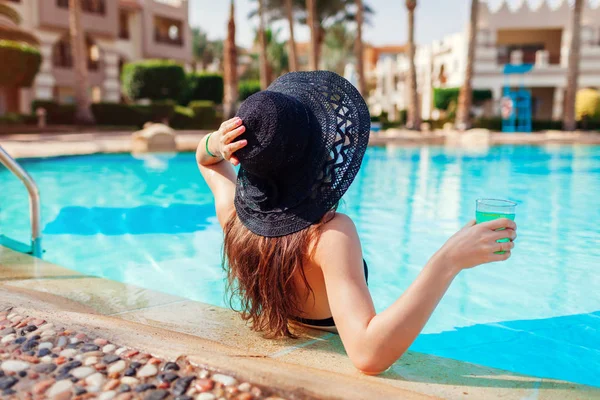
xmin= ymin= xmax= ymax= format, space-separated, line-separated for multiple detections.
xmin=224 ymin=0 xmax=238 ymax=119
xmin=355 ymin=0 xmax=366 ymax=96
xmin=456 ymin=0 xmax=478 ymax=131
xmin=306 ymin=0 xmax=319 ymax=70
xmin=69 ymin=0 xmax=94 ymax=124
xmin=406 ymin=1 xmax=420 ymax=130
xmin=257 ymin=0 xmax=269 ymax=89
xmin=285 ymin=0 xmax=298 ymax=72
xmin=563 ymin=0 xmax=583 ymax=132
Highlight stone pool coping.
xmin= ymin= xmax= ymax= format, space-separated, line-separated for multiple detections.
xmin=1 ymin=246 xmax=598 ymax=400
xmin=1 ymin=129 xmax=599 ymax=159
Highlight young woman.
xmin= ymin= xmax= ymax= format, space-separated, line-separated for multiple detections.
xmin=196 ymin=71 xmax=517 ymax=374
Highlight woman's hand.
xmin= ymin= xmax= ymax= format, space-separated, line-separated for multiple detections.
xmin=207 ymin=117 xmax=247 ymax=166
xmin=437 ymin=218 xmax=517 ymax=273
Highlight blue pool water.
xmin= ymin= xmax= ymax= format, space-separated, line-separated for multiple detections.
xmin=1 ymin=145 xmax=599 ymax=387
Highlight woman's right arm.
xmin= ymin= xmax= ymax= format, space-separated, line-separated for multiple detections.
xmin=317 ymin=214 xmax=517 ymax=374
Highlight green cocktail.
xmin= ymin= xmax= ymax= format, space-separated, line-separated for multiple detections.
xmin=475 ymin=199 xmax=517 ymax=254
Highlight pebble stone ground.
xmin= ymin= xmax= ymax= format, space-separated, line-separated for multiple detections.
xmin=0 ymin=308 xmax=291 ymax=400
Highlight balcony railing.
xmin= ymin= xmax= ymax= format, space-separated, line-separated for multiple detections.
xmin=154 ymin=31 xmax=183 ymax=46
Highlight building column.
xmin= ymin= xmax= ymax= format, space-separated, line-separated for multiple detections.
xmin=103 ymin=51 xmax=121 ymax=103
xmin=491 ymin=85 xmax=504 ymax=117
xmin=33 ymin=40 xmax=56 ymax=102
xmin=552 ymin=87 xmax=564 ymax=121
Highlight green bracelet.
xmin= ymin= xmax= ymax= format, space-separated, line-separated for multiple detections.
xmin=205 ymin=133 xmax=217 ymax=157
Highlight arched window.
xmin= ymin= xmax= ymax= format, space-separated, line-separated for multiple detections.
xmin=52 ymin=35 xmax=100 ymax=71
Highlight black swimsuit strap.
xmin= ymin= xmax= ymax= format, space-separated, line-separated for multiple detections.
xmin=292 ymin=260 xmax=369 ymax=328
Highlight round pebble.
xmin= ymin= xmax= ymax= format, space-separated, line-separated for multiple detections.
xmin=33 ymin=364 xmax=56 ymax=375
xmin=120 ymin=377 xmax=139 ymax=385
xmin=81 ymin=343 xmax=100 ymax=353
xmin=1 ymin=334 xmax=16 ymax=344
xmin=74 ymin=385 xmax=87 ymax=395
xmin=195 ymin=379 xmax=214 ymax=392
xmin=118 ymin=384 xmax=131 ymax=393
xmin=238 ymin=382 xmax=252 ymax=392
xmin=104 ymin=379 xmax=120 ymax=391
xmin=46 ymin=379 xmax=74 ymax=397
xmin=103 ymin=344 xmax=117 ymax=354
xmin=71 ymin=366 xmax=95 ymax=379
xmin=40 ymin=355 xmax=54 ymax=364
xmin=56 ymin=336 xmax=67 ymax=347
xmin=98 ymin=390 xmax=117 ymax=400
xmin=146 ymin=389 xmax=169 ymax=400
xmin=38 ymin=342 xmax=53 ymax=350
xmin=137 ymin=363 xmax=158 ymax=378
xmin=41 ymin=330 xmax=57 ymax=338
xmin=33 ymin=379 xmax=55 ymax=395
xmin=59 ymin=348 xmax=77 ymax=358
xmin=0 ymin=376 xmax=18 ymax=390
xmin=108 ymin=360 xmax=126 ymax=374
xmin=85 ymin=372 xmax=106 ymax=387
xmin=103 ymin=354 xmax=121 ymax=364
xmin=84 ymin=356 xmax=99 ymax=366
xmin=1 ymin=360 xmax=31 ymax=373
xmin=116 ymin=394 xmax=135 ymax=400
xmin=115 ymin=347 xmax=128 ymax=356
xmin=211 ymin=374 xmax=238 ymax=387
xmin=38 ymin=323 xmax=55 ymax=332
xmin=37 ymin=348 xmax=51 ymax=357
xmin=163 ymin=362 xmax=180 ymax=371
xmin=196 ymin=394 xmax=216 ymax=400
xmin=94 ymin=338 xmax=108 ymax=346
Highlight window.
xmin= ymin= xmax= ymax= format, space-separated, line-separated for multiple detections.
xmin=52 ymin=35 xmax=100 ymax=71
xmin=119 ymin=10 xmax=130 ymax=40
xmin=56 ymin=0 xmax=106 ymax=15
xmin=154 ymin=16 xmax=183 ymax=46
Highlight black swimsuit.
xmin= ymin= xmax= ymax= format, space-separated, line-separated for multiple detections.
xmin=292 ymin=260 xmax=369 ymax=328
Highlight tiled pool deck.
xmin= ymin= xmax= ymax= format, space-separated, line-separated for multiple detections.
xmin=1 ymin=247 xmax=599 ymax=400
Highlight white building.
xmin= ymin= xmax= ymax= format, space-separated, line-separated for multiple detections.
xmin=370 ymin=0 xmax=600 ymax=121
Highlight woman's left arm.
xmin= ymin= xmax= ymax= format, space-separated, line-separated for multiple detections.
xmin=196 ymin=117 xmax=247 ymax=228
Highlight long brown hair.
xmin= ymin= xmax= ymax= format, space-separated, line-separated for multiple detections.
xmin=223 ymin=211 xmax=333 ymax=338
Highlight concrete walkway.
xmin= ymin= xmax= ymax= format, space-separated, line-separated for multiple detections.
xmin=1 ymin=247 xmax=598 ymax=400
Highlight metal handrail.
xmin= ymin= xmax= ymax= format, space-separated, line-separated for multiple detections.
xmin=0 ymin=145 xmax=42 ymax=257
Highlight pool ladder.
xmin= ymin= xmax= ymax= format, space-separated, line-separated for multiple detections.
xmin=0 ymin=145 xmax=42 ymax=258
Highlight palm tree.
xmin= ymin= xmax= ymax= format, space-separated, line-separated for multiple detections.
xmin=355 ymin=0 xmax=366 ymax=96
xmin=563 ymin=0 xmax=584 ymax=132
xmin=284 ymin=0 xmax=299 ymax=71
xmin=257 ymin=0 xmax=270 ymax=88
xmin=455 ymin=0 xmax=479 ymax=131
xmin=322 ymin=23 xmax=355 ymax=74
xmin=224 ymin=0 xmax=238 ymax=119
xmin=69 ymin=0 xmax=94 ymax=124
xmin=405 ymin=0 xmax=420 ymax=130
xmin=306 ymin=0 xmax=319 ymax=70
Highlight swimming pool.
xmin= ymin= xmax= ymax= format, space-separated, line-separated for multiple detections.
xmin=1 ymin=145 xmax=599 ymax=387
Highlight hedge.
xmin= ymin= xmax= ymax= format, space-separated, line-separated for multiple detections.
xmin=180 ymin=73 xmax=223 ymax=106
xmin=0 ymin=112 xmax=36 ymax=125
xmin=170 ymin=105 xmax=197 ymax=130
xmin=31 ymin=100 xmax=76 ymax=125
xmin=121 ymin=60 xmax=186 ymax=102
xmin=0 ymin=40 xmax=42 ymax=87
xmin=189 ymin=100 xmax=218 ymax=129
xmin=433 ymin=88 xmax=493 ymax=111
xmin=239 ymin=80 xmax=261 ymax=101
xmin=91 ymin=101 xmax=175 ymax=127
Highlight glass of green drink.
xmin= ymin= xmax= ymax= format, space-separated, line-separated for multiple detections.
xmin=476 ymin=199 xmax=516 ymax=254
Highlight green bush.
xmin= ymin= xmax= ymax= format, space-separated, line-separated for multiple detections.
xmin=31 ymin=100 xmax=76 ymax=125
xmin=91 ymin=101 xmax=176 ymax=127
xmin=169 ymin=106 xmax=198 ymax=130
xmin=189 ymin=100 xmax=218 ymax=129
xmin=180 ymin=73 xmax=224 ymax=106
xmin=0 ymin=40 xmax=42 ymax=87
xmin=91 ymin=103 xmax=147 ymax=126
xmin=121 ymin=60 xmax=186 ymax=102
xmin=239 ymin=80 xmax=261 ymax=101
xmin=0 ymin=113 xmax=23 ymax=125
xmin=433 ymin=88 xmax=493 ymax=111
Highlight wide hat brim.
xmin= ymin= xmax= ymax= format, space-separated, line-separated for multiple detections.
xmin=234 ymin=71 xmax=371 ymax=237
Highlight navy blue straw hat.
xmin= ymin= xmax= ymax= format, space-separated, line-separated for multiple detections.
xmin=234 ymin=71 xmax=370 ymax=237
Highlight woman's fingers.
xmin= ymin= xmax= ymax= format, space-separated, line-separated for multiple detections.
xmin=489 ymin=250 xmax=512 ymax=262
xmin=220 ymin=117 xmax=241 ymax=132
xmin=480 ymin=218 xmax=516 ymax=231
xmin=224 ymin=140 xmax=247 ymax=158
xmin=230 ymin=156 xmax=240 ymax=166
xmin=490 ymin=228 xmax=517 ymax=242
xmin=222 ymin=125 xmax=246 ymax=144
